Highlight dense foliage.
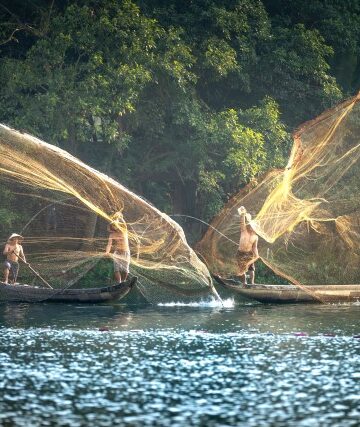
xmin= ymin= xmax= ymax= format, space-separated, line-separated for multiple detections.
xmin=0 ymin=0 xmax=359 ymax=240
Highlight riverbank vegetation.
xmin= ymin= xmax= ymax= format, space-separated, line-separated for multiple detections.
xmin=0 ymin=0 xmax=359 ymax=241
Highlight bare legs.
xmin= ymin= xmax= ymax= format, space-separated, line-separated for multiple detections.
xmin=3 ymin=267 xmax=17 ymax=284
xmin=114 ymin=271 xmax=121 ymax=284
xmin=249 ymin=270 xmax=255 ymax=285
xmin=238 ymin=270 xmax=255 ymax=286
xmin=3 ymin=267 xmax=9 ymax=284
xmin=114 ymin=271 xmax=129 ymax=283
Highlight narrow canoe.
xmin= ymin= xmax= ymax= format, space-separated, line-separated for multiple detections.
xmin=0 ymin=276 xmax=137 ymax=303
xmin=212 ymin=275 xmax=360 ymax=303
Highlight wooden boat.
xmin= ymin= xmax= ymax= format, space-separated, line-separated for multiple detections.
xmin=212 ymin=275 xmax=360 ymax=303
xmin=0 ymin=276 xmax=137 ymax=303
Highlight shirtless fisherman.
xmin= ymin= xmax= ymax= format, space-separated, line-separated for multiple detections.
xmin=105 ymin=212 xmax=130 ymax=283
xmin=237 ymin=206 xmax=259 ymax=286
xmin=3 ymin=233 xmax=27 ymax=284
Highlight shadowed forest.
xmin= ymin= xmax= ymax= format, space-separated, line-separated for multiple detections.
xmin=0 ymin=0 xmax=359 ymax=243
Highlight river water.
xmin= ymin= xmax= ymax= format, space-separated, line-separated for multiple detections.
xmin=0 ymin=298 xmax=359 ymax=426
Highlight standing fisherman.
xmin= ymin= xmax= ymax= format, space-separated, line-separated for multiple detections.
xmin=237 ymin=206 xmax=259 ymax=286
xmin=3 ymin=233 xmax=27 ymax=284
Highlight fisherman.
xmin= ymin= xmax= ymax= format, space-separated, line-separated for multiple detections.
xmin=237 ymin=206 xmax=258 ymax=286
xmin=105 ymin=212 xmax=130 ymax=283
xmin=3 ymin=233 xmax=27 ymax=284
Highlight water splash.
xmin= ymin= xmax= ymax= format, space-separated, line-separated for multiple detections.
xmin=157 ymin=297 xmax=234 ymax=308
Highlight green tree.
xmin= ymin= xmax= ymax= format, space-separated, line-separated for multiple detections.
xmin=139 ymin=0 xmax=343 ymax=124
xmin=0 ymin=0 xmax=353 ymax=238
xmin=263 ymin=0 xmax=360 ymax=94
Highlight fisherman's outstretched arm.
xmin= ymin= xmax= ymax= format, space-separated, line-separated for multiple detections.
xmin=20 ymin=246 xmax=26 ymax=263
xmin=105 ymin=238 xmax=112 ymax=254
xmin=252 ymin=237 xmax=259 ymax=258
xmin=238 ymin=206 xmax=246 ymax=232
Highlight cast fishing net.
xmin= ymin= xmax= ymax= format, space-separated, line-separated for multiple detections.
xmin=0 ymin=124 xmax=219 ymax=303
xmin=197 ymin=92 xmax=360 ymax=296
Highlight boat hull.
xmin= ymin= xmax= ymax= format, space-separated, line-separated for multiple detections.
xmin=212 ymin=275 xmax=360 ymax=303
xmin=0 ymin=277 xmax=137 ymax=303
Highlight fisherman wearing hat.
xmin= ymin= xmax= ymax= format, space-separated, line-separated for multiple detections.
xmin=105 ymin=212 xmax=130 ymax=283
xmin=3 ymin=233 xmax=27 ymax=284
xmin=237 ymin=206 xmax=259 ymax=286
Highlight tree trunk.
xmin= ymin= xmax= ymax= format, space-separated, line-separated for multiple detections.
xmin=171 ymin=181 xmax=201 ymax=243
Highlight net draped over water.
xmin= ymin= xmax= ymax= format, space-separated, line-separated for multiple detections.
xmin=0 ymin=124 xmax=218 ymax=302
xmin=197 ymin=92 xmax=360 ymax=288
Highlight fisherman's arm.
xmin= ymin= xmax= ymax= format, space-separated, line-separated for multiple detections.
xmin=252 ymin=237 xmax=259 ymax=259
xmin=3 ymin=244 xmax=10 ymax=256
xmin=105 ymin=238 xmax=112 ymax=254
xmin=238 ymin=206 xmax=246 ymax=232
xmin=20 ymin=246 xmax=27 ymax=263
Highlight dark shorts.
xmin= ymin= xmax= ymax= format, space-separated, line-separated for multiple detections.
xmin=236 ymin=250 xmax=256 ymax=274
xmin=4 ymin=260 xmax=19 ymax=281
xmin=247 ymin=262 xmax=255 ymax=272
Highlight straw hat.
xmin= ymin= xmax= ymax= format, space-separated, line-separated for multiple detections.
xmin=8 ymin=233 xmax=23 ymax=241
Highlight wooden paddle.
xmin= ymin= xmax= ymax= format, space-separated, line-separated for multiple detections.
xmin=14 ymin=252 xmax=53 ymax=289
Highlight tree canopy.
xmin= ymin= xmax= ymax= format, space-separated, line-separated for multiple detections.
xmin=0 ymin=0 xmax=359 ymax=238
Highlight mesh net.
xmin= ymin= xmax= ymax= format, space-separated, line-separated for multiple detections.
xmin=0 ymin=124 xmax=219 ymax=303
xmin=197 ymin=92 xmax=360 ymax=294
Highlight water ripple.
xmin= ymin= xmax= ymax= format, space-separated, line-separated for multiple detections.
xmin=0 ymin=303 xmax=359 ymax=426
xmin=0 ymin=325 xmax=359 ymax=426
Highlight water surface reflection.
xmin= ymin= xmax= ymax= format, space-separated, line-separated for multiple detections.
xmin=0 ymin=302 xmax=359 ymax=426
